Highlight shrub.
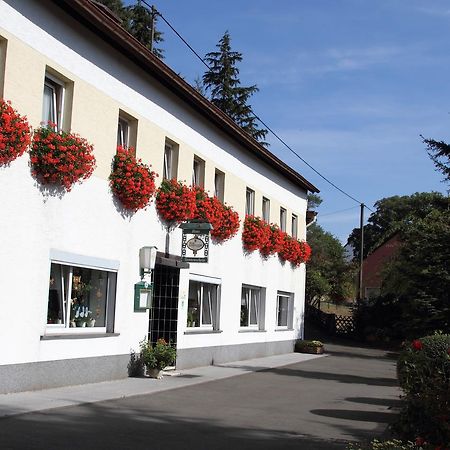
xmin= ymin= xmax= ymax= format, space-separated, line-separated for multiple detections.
xmin=395 ymin=333 xmax=450 ymax=446
xmin=0 ymin=99 xmax=31 ymax=165
xmin=30 ymin=125 xmax=96 ymax=190
xmin=139 ymin=338 xmax=176 ymax=371
xmin=109 ymin=145 xmax=157 ymax=211
xmin=346 ymin=439 xmax=423 ymax=450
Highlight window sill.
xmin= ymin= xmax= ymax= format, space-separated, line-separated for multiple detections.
xmin=184 ymin=329 xmax=223 ymax=335
xmin=238 ymin=329 xmax=267 ymax=333
xmin=41 ymin=332 xmax=120 ymax=340
xmin=275 ymin=328 xmax=294 ymax=332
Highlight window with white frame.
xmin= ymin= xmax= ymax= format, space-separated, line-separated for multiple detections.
xmin=0 ymin=37 xmax=6 ymax=98
xmin=276 ymin=292 xmax=294 ymax=328
xmin=246 ymin=188 xmax=255 ymax=216
xmin=280 ymin=207 xmax=287 ymax=232
xmin=240 ymin=285 xmax=264 ymax=328
xmin=192 ymin=155 xmax=205 ymax=187
xmin=214 ymin=169 xmax=225 ymax=202
xmin=47 ymin=262 xmax=117 ymax=332
xmin=262 ymin=197 xmax=270 ymax=222
xmin=187 ymin=280 xmax=220 ymax=329
xmin=117 ymin=117 xmax=129 ymax=148
xmin=291 ymin=214 xmax=298 ymax=238
xmin=42 ymin=73 xmax=65 ymax=130
xmin=163 ymin=141 xmax=178 ymax=180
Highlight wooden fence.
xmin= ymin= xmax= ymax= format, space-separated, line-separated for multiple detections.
xmin=306 ymin=303 xmax=356 ymax=337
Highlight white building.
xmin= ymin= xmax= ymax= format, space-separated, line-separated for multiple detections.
xmin=0 ymin=0 xmax=318 ymax=393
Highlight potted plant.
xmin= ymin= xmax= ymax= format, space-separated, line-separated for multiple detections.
xmin=295 ymin=339 xmax=324 ymax=354
xmin=140 ymin=338 xmax=176 ymax=379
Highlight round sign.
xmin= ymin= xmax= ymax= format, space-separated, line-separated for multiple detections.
xmin=187 ymin=237 xmax=205 ymax=252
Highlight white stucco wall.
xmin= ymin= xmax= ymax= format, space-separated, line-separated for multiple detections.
xmin=0 ymin=0 xmax=309 ymax=368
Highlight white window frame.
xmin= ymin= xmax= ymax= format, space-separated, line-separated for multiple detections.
xmin=45 ymin=251 xmax=118 ymax=335
xmin=192 ymin=155 xmax=205 ymax=187
xmin=262 ymin=197 xmax=270 ymax=222
xmin=117 ymin=116 xmax=129 ymax=148
xmin=276 ymin=292 xmax=294 ymax=329
xmin=291 ymin=214 xmax=298 ymax=238
xmin=280 ymin=207 xmax=287 ymax=232
xmin=214 ymin=169 xmax=225 ymax=202
xmin=42 ymin=73 xmax=65 ymax=131
xmin=187 ymin=277 xmax=221 ymax=331
xmin=240 ymin=285 xmax=264 ymax=329
xmin=246 ymin=188 xmax=255 ymax=216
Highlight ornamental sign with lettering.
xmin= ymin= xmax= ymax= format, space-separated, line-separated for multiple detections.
xmin=180 ymin=221 xmax=213 ymax=263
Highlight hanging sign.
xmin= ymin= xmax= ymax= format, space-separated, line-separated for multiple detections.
xmin=180 ymin=221 xmax=213 ymax=263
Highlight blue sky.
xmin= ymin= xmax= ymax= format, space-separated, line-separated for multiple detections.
xmin=129 ymin=0 xmax=449 ymax=242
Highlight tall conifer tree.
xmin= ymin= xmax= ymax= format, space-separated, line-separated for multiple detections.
xmin=202 ymin=31 xmax=268 ymax=145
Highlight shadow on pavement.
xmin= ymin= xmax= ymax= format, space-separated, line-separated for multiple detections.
xmin=311 ymin=408 xmax=397 ymax=424
xmin=345 ymin=396 xmax=403 ymax=408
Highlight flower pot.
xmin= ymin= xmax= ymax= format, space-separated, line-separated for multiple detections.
xmin=301 ymin=347 xmax=323 ymax=354
xmin=147 ymin=368 xmax=162 ymax=379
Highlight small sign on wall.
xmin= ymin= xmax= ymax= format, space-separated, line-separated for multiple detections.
xmin=134 ymin=281 xmax=153 ymax=312
xmin=180 ymin=221 xmax=213 ymax=263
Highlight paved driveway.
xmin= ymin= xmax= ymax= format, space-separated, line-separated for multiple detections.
xmin=0 ymin=343 xmax=400 ymax=450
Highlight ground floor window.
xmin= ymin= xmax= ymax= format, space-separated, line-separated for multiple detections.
xmin=47 ymin=262 xmax=117 ymax=331
xmin=241 ymin=285 xmax=264 ymax=329
xmin=276 ymin=292 xmax=294 ymax=328
xmin=187 ymin=280 xmax=219 ymax=329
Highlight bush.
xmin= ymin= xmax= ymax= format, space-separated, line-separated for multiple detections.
xmin=395 ymin=333 xmax=450 ymax=446
xmin=346 ymin=439 xmax=426 ymax=450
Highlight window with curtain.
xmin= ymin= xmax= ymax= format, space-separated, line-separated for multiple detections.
xmin=246 ymin=188 xmax=255 ymax=216
xmin=262 ymin=197 xmax=270 ymax=222
xmin=240 ymin=285 xmax=263 ymax=328
xmin=187 ymin=280 xmax=219 ymax=329
xmin=42 ymin=75 xmax=65 ymax=130
xmin=276 ymin=292 xmax=294 ymax=328
xmin=280 ymin=207 xmax=287 ymax=232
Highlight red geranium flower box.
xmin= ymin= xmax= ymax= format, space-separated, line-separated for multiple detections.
xmin=156 ymin=179 xmax=197 ymax=224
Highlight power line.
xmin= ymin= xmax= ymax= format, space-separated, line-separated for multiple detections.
xmin=140 ymin=0 xmax=374 ymax=213
xmin=318 ymin=205 xmax=360 ymax=218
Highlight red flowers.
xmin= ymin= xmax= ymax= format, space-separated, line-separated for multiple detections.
xmin=242 ymin=215 xmax=311 ymax=266
xmin=110 ymin=145 xmax=157 ymax=211
xmin=30 ymin=125 xmax=96 ymax=191
xmin=412 ymin=339 xmax=423 ymax=351
xmin=0 ymin=99 xmax=31 ymax=165
xmin=156 ymin=179 xmax=197 ymax=223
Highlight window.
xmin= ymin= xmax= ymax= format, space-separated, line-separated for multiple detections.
xmin=117 ymin=110 xmax=138 ymax=151
xmin=163 ymin=140 xmax=179 ymax=180
xmin=42 ymin=74 xmax=65 ymax=130
xmin=280 ymin=207 xmax=287 ymax=232
xmin=276 ymin=292 xmax=293 ymax=328
xmin=47 ymin=262 xmax=117 ymax=332
xmin=0 ymin=37 xmax=6 ymax=98
xmin=240 ymin=285 xmax=265 ymax=329
xmin=246 ymin=188 xmax=255 ymax=216
xmin=291 ymin=214 xmax=298 ymax=238
xmin=192 ymin=155 xmax=205 ymax=187
xmin=214 ymin=169 xmax=225 ymax=202
xmin=187 ymin=280 xmax=220 ymax=329
xmin=262 ymin=197 xmax=270 ymax=222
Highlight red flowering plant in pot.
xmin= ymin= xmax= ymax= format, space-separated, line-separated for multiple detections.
xmin=194 ymin=187 xmax=240 ymax=242
xmin=109 ymin=145 xmax=157 ymax=212
xmin=260 ymin=223 xmax=285 ymax=257
xmin=279 ymin=234 xmax=312 ymax=266
xmin=155 ymin=179 xmax=197 ymax=224
xmin=242 ymin=215 xmax=271 ymax=252
xmin=0 ymin=99 xmax=31 ymax=165
xmin=30 ymin=125 xmax=96 ymax=191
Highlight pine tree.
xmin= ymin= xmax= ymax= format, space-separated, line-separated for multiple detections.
xmin=202 ymin=31 xmax=268 ymax=145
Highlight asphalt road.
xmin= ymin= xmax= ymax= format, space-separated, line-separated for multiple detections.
xmin=0 ymin=343 xmax=400 ymax=450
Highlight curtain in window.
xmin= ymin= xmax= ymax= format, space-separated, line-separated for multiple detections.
xmin=42 ymin=83 xmax=56 ymax=126
xmin=250 ymin=289 xmax=259 ymax=325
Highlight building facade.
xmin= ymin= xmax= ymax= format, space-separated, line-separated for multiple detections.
xmin=0 ymin=0 xmax=318 ymax=393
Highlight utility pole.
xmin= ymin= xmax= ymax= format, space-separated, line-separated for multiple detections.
xmin=149 ymin=5 xmax=156 ymax=53
xmin=358 ymin=203 xmax=365 ymax=306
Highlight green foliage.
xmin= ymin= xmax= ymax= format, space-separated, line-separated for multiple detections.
xmin=307 ymin=193 xmax=323 ymax=210
xmin=295 ymin=340 xmax=323 ymax=350
xmin=422 ymin=135 xmax=450 ymax=184
xmin=348 ymin=192 xmax=448 ymax=260
xmin=347 ymin=439 xmax=419 ymax=450
xmin=395 ymin=334 xmax=450 ymax=446
xmin=306 ymin=223 xmax=355 ymax=304
xmin=139 ymin=338 xmax=176 ymax=370
xmin=202 ymin=31 xmax=268 ymax=144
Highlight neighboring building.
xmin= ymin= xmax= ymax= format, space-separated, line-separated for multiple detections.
xmin=362 ymin=233 xmax=401 ymax=299
xmin=0 ymin=0 xmax=318 ymax=393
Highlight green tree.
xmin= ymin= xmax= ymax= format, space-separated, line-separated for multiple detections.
xmin=347 ymin=192 xmax=448 ymax=260
xmin=422 ymin=135 xmax=450 ymax=184
xmin=306 ymin=223 xmax=355 ymax=305
xmin=202 ymin=31 xmax=268 ymax=145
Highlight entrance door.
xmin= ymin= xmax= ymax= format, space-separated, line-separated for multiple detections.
xmin=148 ymin=263 xmax=179 ymax=347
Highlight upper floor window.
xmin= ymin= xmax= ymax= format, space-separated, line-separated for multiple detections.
xmin=276 ymin=292 xmax=293 ymax=328
xmin=0 ymin=37 xmax=6 ymax=98
xmin=192 ymin=155 xmax=205 ymax=187
xmin=262 ymin=197 xmax=270 ymax=222
xmin=214 ymin=169 xmax=225 ymax=202
xmin=187 ymin=280 xmax=220 ymax=330
xmin=246 ymin=188 xmax=255 ymax=216
xmin=47 ymin=260 xmax=117 ymax=333
xmin=291 ymin=214 xmax=298 ymax=238
xmin=42 ymin=74 xmax=65 ymax=130
xmin=163 ymin=140 xmax=179 ymax=180
xmin=117 ymin=110 xmax=138 ymax=152
xmin=280 ymin=207 xmax=287 ymax=232
xmin=240 ymin=285 xmax=264 ymax=329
